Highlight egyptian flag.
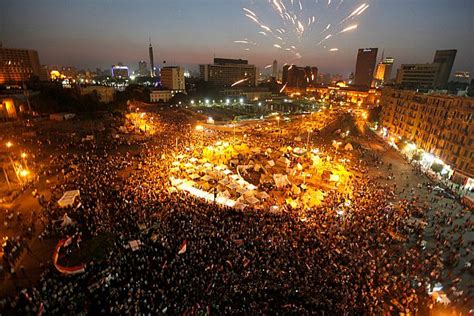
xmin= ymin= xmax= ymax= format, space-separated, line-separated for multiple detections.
xmin=178 ymin=240 xmax=187 ymax=255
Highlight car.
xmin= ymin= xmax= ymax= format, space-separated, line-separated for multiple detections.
xmin=432 ymin=186 xmax=444 ymax=192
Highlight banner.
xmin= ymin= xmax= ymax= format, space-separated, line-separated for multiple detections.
xmin=52 ymin=237 xmax=86 ymax=275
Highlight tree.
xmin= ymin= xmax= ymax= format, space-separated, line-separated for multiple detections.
xmin=431 ymin=162 xmax=443 ymax=173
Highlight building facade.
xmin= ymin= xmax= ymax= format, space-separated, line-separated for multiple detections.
xmin=221 ymin=87 xmax=272 ymax=100
xmin=160 ymin=66 xmax=185 ymax=91
xmin=374 ymin=56 xmax=394 ymax=85
xmin=111 ymin=64 xmax=129 ymax=79
xmin=354 ymin=48 xmax=378 ymax=87
xmin=453 ymin=71 xmax=470 ymax=83
xmin=150 ymin=90 xmax=178 ymax=103
xmin=0 ymin=47 xmax=45 ymax=84
xmin=199 ymin=58 xmax=257 ymax=87
xmin=380 ymin=88 xmax=474 ymax=189
xmin=138 ymin=60 xmax=148 ymax=77
xmin=80 ymin=86 xmax=116 ymax=103
xmin=395 ymin=63 xmax=441 ymax=88
xmin=282 ymin=65 xmax=318 ymax=88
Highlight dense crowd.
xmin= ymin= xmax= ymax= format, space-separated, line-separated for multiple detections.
xmin=1 ymin=111 xmax=473 ymax=314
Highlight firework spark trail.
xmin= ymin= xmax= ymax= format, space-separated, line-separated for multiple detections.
xmin=264 ymin=64 xmax=272 ymax=69
xmin=245 ymin=14 xmax=260 ymax=24
xmin=242 ymin=8 xmax=257 ymax=17
xmin=273 ymin=44 xmax=282 ymax=48
xmin=231 ymin=78 xmax=249 ymax=87
xmin=279 ymin=83 xmax=288 ymax=93
xmin=339 ymin=24 xmax=357 ymax=33
xmin=329 ymin=48 xmax=339 ymax=51
xmin=316 ymin=33 xmax=332 ymax=45
xmin=338 ymin=3 xmax=368 ymax=25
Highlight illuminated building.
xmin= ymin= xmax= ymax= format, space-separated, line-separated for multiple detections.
xmin=374 ymin=52 xmax=394 ymax=86
xmin=0 ymin=46 xmax=45 ymax=84
xmin=61 ymin=66 xmax=77 ymax=80
xmin=310 ymin=85 xmax=381 ymax=105
xmin=150 ymin=90 xmax=179 ymax=103
xmin=282 ymin=65 xmax=318 ymax=88
xmin=160 ymin=66 xmax=185 ymax=91
xmin=111 ymin=63 xmax=129 ymax=79
xmin=395 ymin=63 xmax=441 ymax=89
xmin=199 ymin=58 xmax=257 ymax=87
xmin=138 ymin=60 xmax=148 ymax=77
xmin=453 ymin=71 xmax=470 ymax=83
xmin=433 ymin=49 xmax=457 ymax=88
xmin=0 ymin=98 xmax=18 ymax=119
xmin=354 ymin=48 xmax=378 ymax=87
xmin=380 ymin=88 xmax=473 ymax=188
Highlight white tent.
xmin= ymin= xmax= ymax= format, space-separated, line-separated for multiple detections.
xmin=58 ymin=190 xmax=80 ymax=208
xmin=273 ymin=174 xmax=291 ymax=188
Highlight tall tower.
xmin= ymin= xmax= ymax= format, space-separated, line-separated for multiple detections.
xmin=149 ymin=38 xmax=155 ymax=77
xmin=272 ymin=60 xmax=278 ymax=79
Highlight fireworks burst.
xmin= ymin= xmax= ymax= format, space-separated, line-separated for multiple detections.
xmin=235 ymin=0 xmax=372 ymax=66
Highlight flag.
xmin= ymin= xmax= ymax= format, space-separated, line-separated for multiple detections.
xmin=37 ymin=302 xmax=44 ymax=316
xmin=178 ymin=240 xmax=187 ymax=255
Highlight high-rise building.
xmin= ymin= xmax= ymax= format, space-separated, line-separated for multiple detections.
xmin=138 ymin=60 xmax=148 ymax=77
xmin=282 ymin=65 xmax=318 ymax=88
xmin=160 ymin=66 xmax=185 ymax=91
xmin=272 ymin=60 xmax=278 ymax=79
xmin=354 ymin=48 xmax=378 ymax=87
xmin=111 ymin=63 xmax=129 ymax=79
xmin=149 ymin=40 xmax=155 ymax=77
xmin=433 ymin=49 xmax=457 ymax=88
xmin=453 ymin=71 xmax=470 ymax=83
xmin=374 ymin=54 xmax=394 ymax=85
xmin=0 ymin=46 xmax=45 ymax=84
xmin=199 ymin=58 xmax=257 ymax=87
xmin=395 ymin=63 xmax=441 ymax=88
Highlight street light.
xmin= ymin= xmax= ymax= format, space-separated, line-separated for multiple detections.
xmin=6 ymin=141 xmax=13 ymax=148
xmin=19 ymin=169 xmax=29 ymax=177
xmin=21 ymin=152 xmax=27 ymax=159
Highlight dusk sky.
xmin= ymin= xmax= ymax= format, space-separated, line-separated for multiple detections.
xmin=1 ymin=0 xmax=473 ymax=77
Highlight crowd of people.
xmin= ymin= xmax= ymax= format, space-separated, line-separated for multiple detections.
xmin=1 ymin=109 xmax=472 ymax=314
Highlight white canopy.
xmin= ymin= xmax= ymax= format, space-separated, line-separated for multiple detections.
xmin=58 ymin=190 xmax=80 ymax=208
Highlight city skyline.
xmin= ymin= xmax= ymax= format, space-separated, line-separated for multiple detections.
xmin=1 ymin=0 xmax=473 ymax=76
